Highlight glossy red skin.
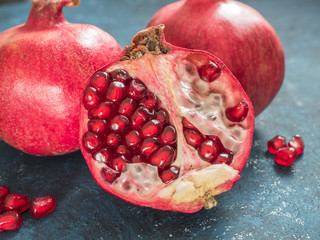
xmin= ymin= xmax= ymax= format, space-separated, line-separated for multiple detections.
xmin=148 ymin=0 xmax=285 ymax=115
xmin=0 ymin=0 xmax=121 ymax=156
xmin=79 ymin=26 xmax=255 ymax=213
xmin=0 ymin=211 xmax=23 ymax=231
xmin=31 ymin=195 xmax=56 ymax=219
xmin=0 ymin=185 xmax=10 ymax=202
xmin=3 ymin=193 xmax=30 ymax=214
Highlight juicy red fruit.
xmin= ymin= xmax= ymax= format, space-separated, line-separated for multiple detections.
xmin=288 ymin=135 xmax=304 ymax=155
xmin=31 ymin=196 xmax=56 ymax=219
xmin=226 ymin=101 xmax=249 ymax=122
xmin=82 ymin=69 xmax=179 ymax=183
xmin=79 ymin=26 xmax=255 ymax=213
xmin=275 ymin=147 xmax=297 ymax=166
xmin=3 ymin=193 xmax=29 ymax=214
xmin=147 ymin=0 xmax=285 ymax=116
xmin=0 ymin=211 xmax=23 ymax=231
xmin=0 ymin=0 xmax=121 ymax=156
xmin=0 ymin=185 xmax=10 ymax=202
xmin=267 ymin=135 xmax=287 ymax=154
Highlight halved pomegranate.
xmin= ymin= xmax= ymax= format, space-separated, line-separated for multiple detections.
xmin=79 ymin=26 xmax=255 ymax=213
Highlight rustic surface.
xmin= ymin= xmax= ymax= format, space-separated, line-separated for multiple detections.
xmin=0 ymin=0 xmax=319 ymax=239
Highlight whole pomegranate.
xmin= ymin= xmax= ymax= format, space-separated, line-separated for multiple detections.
xmin=147 ymin=0 xmax=285 ymax=115
xmin=0 ymin=0 xmax=121 ymax=155
xmin=80 ymin=26 xmax=255 ymax=213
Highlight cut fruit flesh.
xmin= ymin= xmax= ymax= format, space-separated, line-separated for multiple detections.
xmin=80 ymin=26 xmax=254 ymax=213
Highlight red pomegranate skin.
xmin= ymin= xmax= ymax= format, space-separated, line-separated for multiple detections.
xmin=0 ymin=0 xmax=121 ymax=156
xmin=148 ymin=0 xmax=285 ymax=115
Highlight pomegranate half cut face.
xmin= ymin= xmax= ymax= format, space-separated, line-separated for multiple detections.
xmin=80 ymin=26 xmax=255 ymax=213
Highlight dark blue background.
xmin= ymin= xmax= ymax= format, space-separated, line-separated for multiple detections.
xmin=1 ymin=0 xmax=319 ymax=239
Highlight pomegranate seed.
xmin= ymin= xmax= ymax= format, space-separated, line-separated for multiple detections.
xmin=111 ymin=155 xmax=128 ymax=171
xmin=125 ymin=130 xmax=141 ymax=150
xmin=131 ymin=155 xmax=144 ymax=163
xmin=31 ymin=196 xmax=56 ymax=219
xmin=158 ymin=166 xmax=180 ymax=183
xmin=0 ymin=202 xmax=3 ymax=213
xmin=288 ymin=135 xmax=304 ymax=155
xmin=82 ymin=132 xmax=101 ymax=153
xmin=214 ymin=151 xmax=234 ymax=165
xmin=88 ymin=101 xmax=116 ymax=120
xmin=197 ymin=139 xmax=220 ymax=162
xmin=198 ymin=62 xmax=221 ymax=82
xmin=140 ymin=119 xmax=162 ymax=138
xmin=127 ymin=79 xmax=147 ymax=100
xmin=101 ymin=168 xmax=120 ymax=184
xmin=116 ymin=145 xmax=130 ymax=156
xmin=156 ymin=110 xmax=169 ymax=125
xmin=225 ymin=101 xmax=249 ymax=122
xmin=3 ymin=193 xmax=29 ymax=213
xmin=109 ymin=115 xmax=130 ymax=132
xmin=131 ymin=107 xmax=155 ymax=129
xmin=140 ymin=92 xmax=159 ymax=110
xmin=149 ymin=145 xmax=176 ymax=168
xmin=183 ymin=129 xmax=203 ymax=148
xmin=83 ymin=87 xmax=102 ymax=110
xmin=118 ymin=98 xmax=137 ymax=116
xmin=182 ymin=117 xmax=197 ymax=130
xmin=105 ymin=133 xmax=121 ymax=148
xmin=140 ymin=138 xmax=162 ymax=159
xmin=275 ymin=147 xmax=297 ymax=166
xmin=89 ymin=71 xmax=110 ymax=95
xmin=0 ymin=185 xmax=10 ymax=202
xmin=160 ymin=126 xmax=177 ymax=145
xmin=267 ymin=135 xmax=286 ymax=154
xmin=106 ymin=81 xmax=126 ymax=103
xmin=111 ymin=69 xmax=132 ymax=85
xmin=93 ymin=148 xmax=113 ymax=164
xmin=87 ymin=119 xmax=108 ymax=135
xmin=0 ymin=211 xmax=23 ymax=231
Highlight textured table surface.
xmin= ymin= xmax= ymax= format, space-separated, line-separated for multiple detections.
xmin=0 ymin=0 xmax=319 ymax=239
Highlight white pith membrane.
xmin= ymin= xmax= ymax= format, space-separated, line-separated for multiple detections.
xmin=80 ymin=26 xmax=254 ymax=212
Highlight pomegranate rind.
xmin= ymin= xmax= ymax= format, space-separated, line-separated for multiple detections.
xmin=80 ymin=26 xmax=254 ymax=213
xmin=147 ymin=0 xmax=285 ymax=116
xmin=0 ymin=0 xmax=121 ymax=156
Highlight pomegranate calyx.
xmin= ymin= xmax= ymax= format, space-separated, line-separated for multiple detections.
xmin=26 ymin=0 xmax=80 ymax=28
xmin=122 ymin=25 xmax=170 ymax=61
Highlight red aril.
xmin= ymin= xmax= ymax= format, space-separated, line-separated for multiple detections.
xmin=288 ymin=135 xmax=304 ymax=155
xmin=267 ymin=135 xmax=287 ymax=154
xmin=0 ymin=0 xmax=121 ymax=156
xmin=80 ymin=26 xmax=255 ymax=213
xmin=275 ymin=147 xmax=297 ymax=166
xmin=0 ymin=185 xmax=10 ymax=202
xmin=0 ymin=211 xmax=23 ymax=231
xmin=3 ymin=193 xmax=29 ymax=214
xmin=148 ymin=0 xmax=285 ymax=115
xmin=31 ymin=196 xmax=56 ymax=219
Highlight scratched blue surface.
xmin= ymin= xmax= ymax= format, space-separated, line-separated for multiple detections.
xmin=0 ymin=0 xmax=319 ymax=239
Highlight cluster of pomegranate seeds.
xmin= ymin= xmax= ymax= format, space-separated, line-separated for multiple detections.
xmin=0 ymin=185 xmax=56 ymax=232
xmin=267 ymin=135 xmax=304 ymax=166
xmin=82 ymin=70 xmax=180 ymax=184
xmin=182 ymin=117 xmax=234 ymax=165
